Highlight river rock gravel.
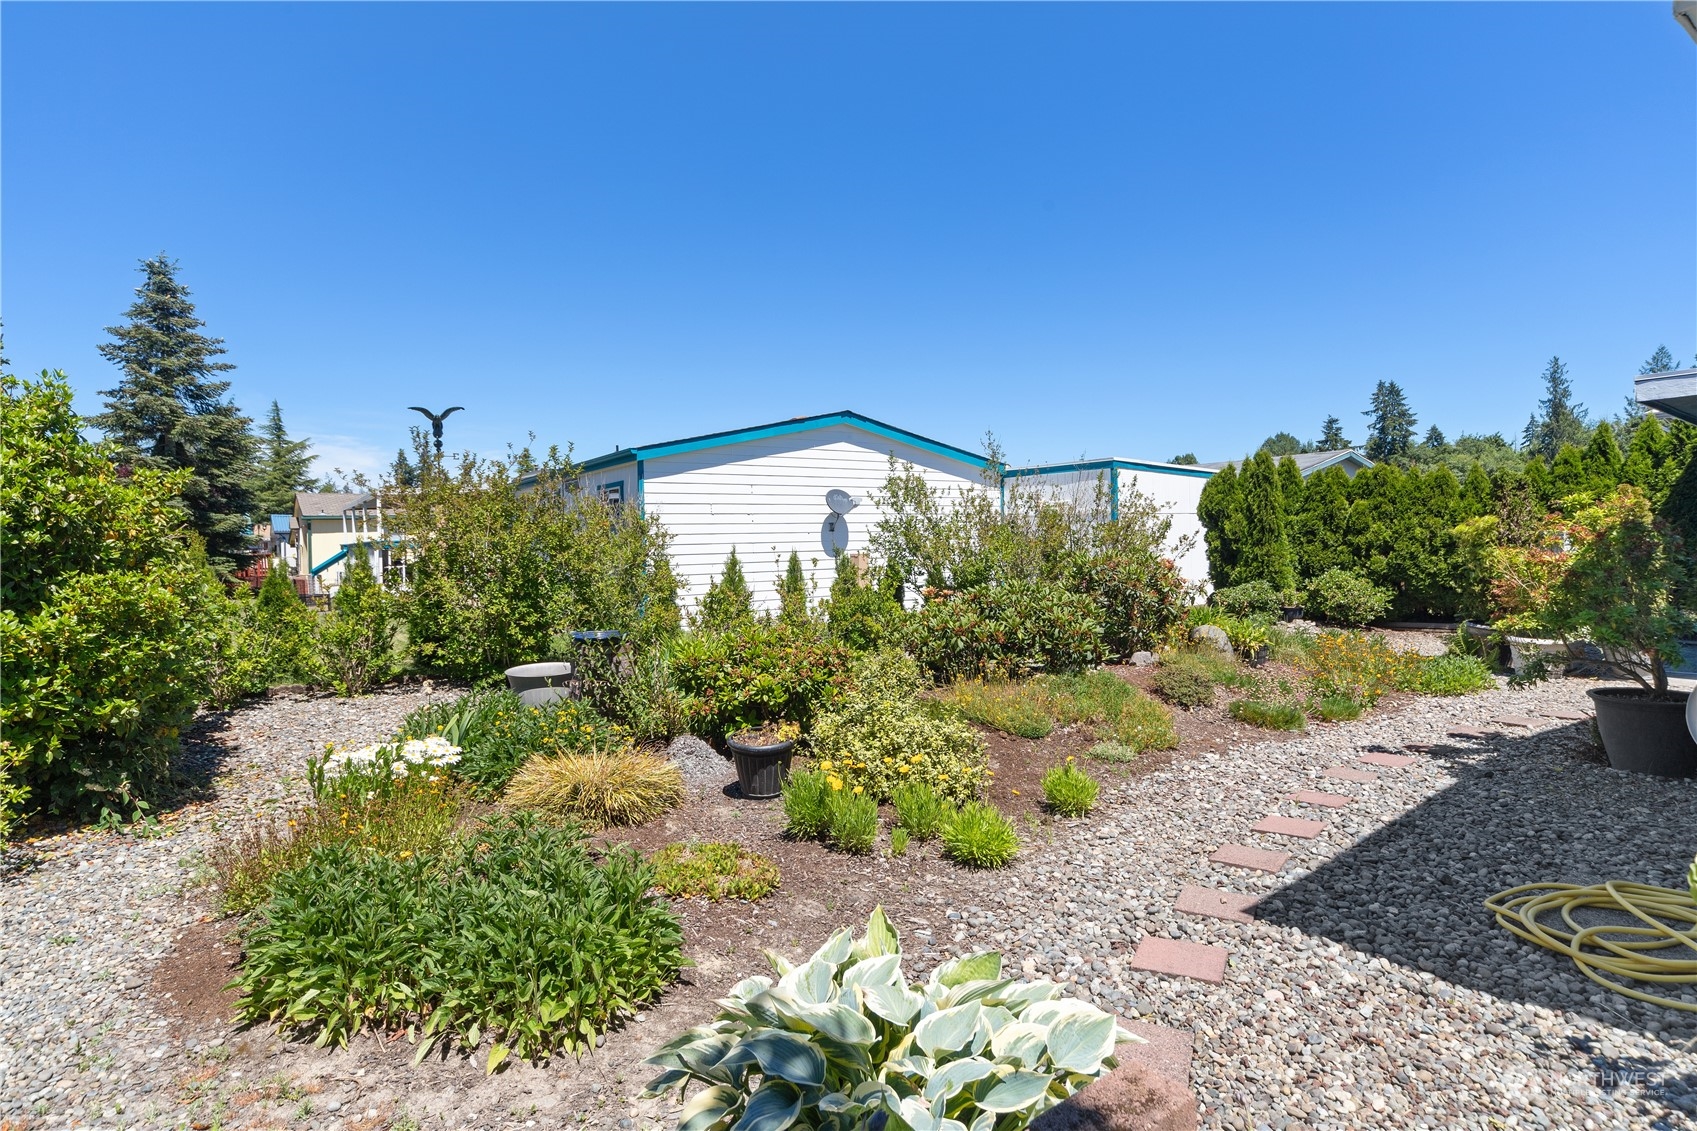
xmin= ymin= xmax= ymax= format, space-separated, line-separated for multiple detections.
xmin=4 ymin=676 xmax=1695 ymax=1130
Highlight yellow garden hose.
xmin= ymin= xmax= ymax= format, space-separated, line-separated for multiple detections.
xmin=1486 ymin=866 xmax=1697 ymax=1012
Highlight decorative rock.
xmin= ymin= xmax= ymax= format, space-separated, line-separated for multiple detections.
xmin=1030 ymin=1060 xmax=1198 ymax=1131
xmin=1129 ymin=651 xmax=1158 ymax=667
xmin=1174 ymin=885 xmax=1259 ymax=923
xmin=1189 ymin=624 xmax=1232 ymax=656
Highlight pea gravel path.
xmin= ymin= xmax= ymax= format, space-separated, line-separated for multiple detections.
xmin=3 ymin=677 xmax=1695 ymax=1130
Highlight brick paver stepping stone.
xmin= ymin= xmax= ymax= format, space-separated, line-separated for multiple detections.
xmin=1447 ymin=727 xmax=1495 ymax=738
xmin=1324 ymin=765 xmax=1378 ymax=783
xmin=1129 ymin=937 xmax=1229 ymax=984
xmin=1118 ymin=1019 xmax=1194 ymax=1086
xmin=1175 ymin=885 xmax=1259 ymax=923
xmin=1251 ymin=815 xmax=1327 ymax=839
xmin=1359 ymin=752 xmax=1415 ymax=768
xmin=1545 ymin=709 xmax=1589 ymax=721
xmin=1290 ymin=789 xmax=1352 ymax=808
xmin=1492 ymin=715 xmax=1542 ymax=727
xmin=1209 ymin=844 xmax=1291 ymax=873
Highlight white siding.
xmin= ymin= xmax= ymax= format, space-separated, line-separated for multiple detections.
xmin=1012 ymin=464 xmax=1213 ymax=588
xmin=642 ymin=424 xmax=987 ymax=613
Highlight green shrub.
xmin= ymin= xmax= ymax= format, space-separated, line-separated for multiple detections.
xmin=314 ymin=551 xmax=400 ymax=696
xmin=942 ymin=802 xmax=1019 ymax=868
xmin=2 ymin=372 xmax=225 ymax=819
xmin=824 ymin=555 xmax=905 ymax=652
xmin=1150 ymin=656 xmax=1217 ymax=709
xmin=643 ymin=908 xmax=1134 ymax=1128
xmin=1187 ymin=605 xmax=1273 ymax=659
xmin=397 ymin=450 xmax=680 ymax=682
xmin=902 ymin=579 xmax=1105 ymax=680
xmin=1041 ymin=759 xmax=1099 ymax=817
xmin=1312 ymin=695 xmax=1363 ymax=722
xmin=573 ymin=642 xmax=690 ymax=743
xmin=232 ymin=815 xmax=684 ymax=1065
xmin=1211 ymin=580 xmax=1282 ymax=620
xmin=1070 ymin=552 xmax=1191 ymax=659
xmin=256 ymin=564 xmax=321 ymax=684
xmin=780 ymin=770 xmax=831 ymax=841
xmin=696 ymin=548 xmax=756 ymax=632
xmin=1229 ymin=700 xmax=1307 ymax=730
xmin=825 ymin=790 xmax=879 ymax=855
xmin=398 ymin=689 xmax=625 ymax=798
xmin=503 ymin=746 xmax=684 ymax=829
xmin=890 ymin=781 xmax=951 ymax=841
xmin=812 ymin=651 xmax=988 ymax=804
xmin=1085 ymin=740 xmax=1138 ymax=763
xmin=1304 ymin=569 xmax=1394 ymax=627
xmin=1405 ymin=652 xmax=1496 ymax=696
xmin=670 ymin=621 xmax=851 ymax=741
xmin=649 ymin=842 xmax=779 ymax=901
xmin=890 ymin=826 xmax=909 ymax=856
xmin=202 ymin=589 xmax=282 ymax=708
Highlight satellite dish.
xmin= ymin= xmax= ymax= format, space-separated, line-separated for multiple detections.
xmin=826 ymin=489 xmax=860 ymax=515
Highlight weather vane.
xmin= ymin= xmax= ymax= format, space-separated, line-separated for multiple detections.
xmin=408 ymin=405 xmax=464 ymax=456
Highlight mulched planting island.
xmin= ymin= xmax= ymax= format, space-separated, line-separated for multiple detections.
xmin=3 ymin=671 xmax=1695 ymax=1130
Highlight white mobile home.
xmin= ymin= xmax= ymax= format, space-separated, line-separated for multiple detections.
xmin=1001 ymin=458 xmax=1215 ymax=585
xmin=537 ymin=411 xmax=993 ymax=615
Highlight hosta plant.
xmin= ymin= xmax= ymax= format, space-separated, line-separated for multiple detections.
xmin=643 ymin=908 xmax=1139 ymax=1130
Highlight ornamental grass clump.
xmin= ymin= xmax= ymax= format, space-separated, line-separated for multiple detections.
xmin=1229 ymin=699 xmax=1307 ymax=731
xmin=1041 ymin=759 xmax=1099 ymax=817
xmin=891 ymin=781 xmax=950 ymax=841
xmin=503 ymin=744 xmax=683 ymax=829
xmin=643 ymin=907 xmax=1139 ymax=1129
xmin=782 ymin=769 xmax=833 ymax=840
xmin=942 ymin=802 xmax=1019 ymax=869
xmin=1404 ymin=653 xmax=1496 ymax=696
xmin=233 ymin=815 xmax=683 ymax=1070
xmin=649 ymin=841 xmax=779 ymax=902
xmin=826 ymin=790 xmax=880 ymax=855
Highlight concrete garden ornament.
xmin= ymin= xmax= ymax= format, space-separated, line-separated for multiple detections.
xmin=643 ymin=907 xmax=1140 ymax=1130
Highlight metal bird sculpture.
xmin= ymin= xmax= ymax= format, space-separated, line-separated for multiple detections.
xmin=408 ymin=406 xmax=464 ymax=456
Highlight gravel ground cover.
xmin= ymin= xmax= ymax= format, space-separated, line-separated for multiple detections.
xmin=3 ymin=674 xmax=1695 ymax=1130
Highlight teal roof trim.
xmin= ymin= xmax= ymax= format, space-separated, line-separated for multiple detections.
xmin=575 ymin=410 xmax=990 ymax=474
xmin=310 ymin=547 xmax=349 ymax=576
xmin=1004 ymin=458 xmax=1215 ymax=481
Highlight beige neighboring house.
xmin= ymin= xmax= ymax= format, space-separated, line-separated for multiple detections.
xmin=291 ymin=491 xmax=390 ymax=594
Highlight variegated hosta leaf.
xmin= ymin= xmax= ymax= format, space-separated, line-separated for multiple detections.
xmin=893 ymin=1095 xmax=971 ymax=1131
xmin=765 ymin=949 xmax=795 ymax=977
xmin=840 ymin=953 xmax=903 ymax=992
xmin=722 ymin=976 xmax=775 ymax=1007
xmin=1018 ymin=997 xmax=1103 ymax=1029
xmin=678 ymin=1033 xmax=742 ymax=1083
xmin=779 ymin=959 xmax=837 ymax=1006
xmin=931 ymin=952 xmax=1002 ymax=990
xmin=810 ymin=927 xmax=855 ymax=968
xmin=993 ymin=980 xmax=1064 ymax=1011
xmin=850 ymin=906 xmax=901 ymax=961
xmin=989 ymin=1021 xmax=1049 ymax=1069
xmin=923 ymin=1057 xmax=998 ymax=1103
xmin=678 ymin=1083 xmax=741 ymax=1131
xmin=1045 ymin=1011 xmax=1118 ymax=1074
xmin=741 ymin=1030 xmax=827 ymax=1088
xmin=939 ymin=977 xmax=1017 ymax=1010
xmin=913 ymin=1001 xmax=982 ymax=1059
xmin=772 ymin=998 xmax=879 ymax=1046
xmin=976 ymin=1070 xmax=1055 ymax=1113
xmin=858 ymin=980 xmax=925 ymax=1027
xmin=734 ymin=1081 xmax=803 ymax=1131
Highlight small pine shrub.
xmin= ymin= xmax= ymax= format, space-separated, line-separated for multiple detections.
xmin=1406 ymin=653 xmax=1496 ymax=696
xmin=1041 ymin=759 xmax=1099 ymax=817
xmin=825 ymin=790 xmax=879 ymax=855
xmin=1210 ymin=580 xmax=1282 ymax=620
xmin=890 ymin=781 xmax=950 ymax=841
xmin=781 ymin=769 xmax=833 ymax=839
xmin=649 ymin=842 xmax=779 ymax=901
xmin=1229 ymin=699 xmax=1307 ymax=730
xmin=941 ymin=802 xmax=1019 ymax=868
xmin=890 ymin=827 xmax=909 ymax=856
xmin=1312 ymin=695 xmax=1363 ymax=722
xmin=1150 ymin=657 xmax=1217 ymax=709
xmin=1085 ymin=740 xmax=1138 ymax=763
xmin=503 ymin=746 xmax=684 ymax=829
xmin=1304 ymin=569 xmax=1393 ymax=627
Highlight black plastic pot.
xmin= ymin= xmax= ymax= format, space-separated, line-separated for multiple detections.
xmin=726 ymin=736 xmax=797 ymax=799
xmin=1280 ymin=606 xmax=1305 ymax=623
xmin=1588 ymin=688 xmax=1697 ymax=778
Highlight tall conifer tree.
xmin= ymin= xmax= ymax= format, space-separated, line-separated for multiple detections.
xmin=248 ymin=401 xmax=316 ymax=519
xmin=1521 ymin=356 xmax=1589 ymax=460
xmin=92 ymin=255 xmax=255 ymax=569
xmin=1235 ymin=450 xmax=1295 ymax=591
xmin=1362 ymin=381 xmax=1417 ymax=462
xmin=1196 ymin=463 xmax=1244 ymax=588
xmin=1317 ymin=415 xmax=1349 ymax=451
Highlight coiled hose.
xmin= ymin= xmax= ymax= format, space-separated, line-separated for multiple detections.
xmin=1486 ymin=860 xmax=1697 ymax=1012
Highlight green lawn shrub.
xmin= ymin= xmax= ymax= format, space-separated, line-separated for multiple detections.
xmin=649 ymin=841 xmax=779 ymax=901
xmin=902 ymin=579 xmax=1105 ymax=681
xmin=1229 ymin=700 xmax=1308 ymax=730
xmin=1210 ymin=580 xmax=1282 ymax=620
xmin=1041 ymin=759 xmax=1100 ymax=817
xmin=1150 ymin=655 xmax=1219 ymax=709
xmin=941 ymin=802 xmax=1019 ymax=868
xmin=670 ymin=621 xmax=851 ymax=741
xmin=1304 ymin=569 xmax=1394 ymax=627
xmin=890 ymin=781 xmax=950 ymax=841
xmin=231 ymin=815 xmax=684 ymax=1066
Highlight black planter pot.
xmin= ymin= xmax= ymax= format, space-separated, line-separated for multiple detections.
xmin=726 ymin=736 xmax=797 ymax=799
xmin=1280 ymin=606 xmax=1305 ymax=623
xmin=1588 ymin=688 xmax=1697 ymax=778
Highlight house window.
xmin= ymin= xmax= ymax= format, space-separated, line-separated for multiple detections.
xmin=600 ymin=480 xmax=625 ymax=508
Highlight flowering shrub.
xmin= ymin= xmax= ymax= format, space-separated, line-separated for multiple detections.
xmin=398 ymin=688 xmax=625 ymax=797
xmin=1298 ymin=631 xmax=1415 ymax=707
xmin=810 ymin=651 xmax=988 ymax=804
xmin=308 ymin=736 xmax=462 ymax=806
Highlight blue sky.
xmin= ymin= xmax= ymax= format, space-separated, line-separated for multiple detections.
xmin=4 ymin=2 xmax=1692 ymax=478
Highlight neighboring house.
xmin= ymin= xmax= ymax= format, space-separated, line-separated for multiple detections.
xmin=521 ymin=411 xmax=994 ymax=615
xmin=291 ymin=491 xmax=389 ymax=593
xmin=1199 ymin=448 xmax=1375 ymax=478
xmin=1635 ymin=368 xmax=1697 ymax=425
xmin=1001 ymin=458 xmax=1215 ymax=585
xmin=252 ymin=514 xmax=296 ymax=571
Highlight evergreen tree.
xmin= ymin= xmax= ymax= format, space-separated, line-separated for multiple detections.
xmin=1623 ymin=414 xmax=1670 ymax=493
xmin=1549 ymin=444 xmax=1589 ymax=501
xmin=1195 ymin=463 xmax=1244 ymax=588
xmin=1234 ymin=451 xmax=1295 ymax=591
xmin=255 ymin=562 xmax=320 ymax=683
xmin=1461 ymin=463 xmax=1494 ymax=518
xmin=1640 ymin=345 xmax=1681 ymax=374
xmin=1581 ymin=421 xmax=1623 ymax=496
xmin=1521 ymin=455 xmax=1553 ymax=510
xmin=1276 ymin=454 xmax=1305 ymax=516
xmin=1317 ymin=415 xmax=1349 ymax=451
xmin=248 ymin=400 xmax=316 ymax=519
xmin=1258 ymin=432 xmax=1302 ymax=457
xmin=1168 ymin=453 xmax=1199 ymax=465
xmin=777 ymin=550 xmax=811 ymax=625
xmin=1422 ymin=425 xmax=1447 ymax=449
xmin=389 ymin=447 xmax=420 ymax=488
xmin=1362 ymin=381 xmax=1417 ymax=462
xmin=1521 ymin=356 xmax=1589 ymax=460
xmin=1290 ymin=465 xmax=1351 ymax=579
xmin=697 ymin=548 xmax=754 ymax=630
xmin=92 ymin=255 xmax=256 ymax=570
